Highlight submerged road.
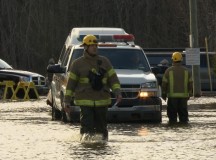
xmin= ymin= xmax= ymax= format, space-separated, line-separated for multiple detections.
xmin=0 ymin=97 xmax=216 ymax=160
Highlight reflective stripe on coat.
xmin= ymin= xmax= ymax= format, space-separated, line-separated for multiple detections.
xmin=162 ymin=63 xmax=193 ymax=98
xmin=64 ymin=51 xmax=121 ymax=107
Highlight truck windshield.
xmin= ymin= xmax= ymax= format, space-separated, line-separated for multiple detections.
xmin=0 ymin=59 xmax=13 ymax=69
xmin=71 ymin=48 xmax=151 ymax=72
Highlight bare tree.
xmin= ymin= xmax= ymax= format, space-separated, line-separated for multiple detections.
xmin=0 ymin=0 xmax=215 ymax=76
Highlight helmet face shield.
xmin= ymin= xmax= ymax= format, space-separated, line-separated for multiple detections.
xmin=83 ymin=35 xmax=98 ymax=45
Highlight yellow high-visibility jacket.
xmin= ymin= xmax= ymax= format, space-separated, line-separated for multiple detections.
xmin=162 ymin=63 xmax=193 ymax=98
xmin=64 ymin=51 xmax=121 ymax=107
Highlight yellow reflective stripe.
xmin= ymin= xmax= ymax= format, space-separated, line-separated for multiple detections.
xmin=78 ymin=77 xmax=107 ymax=84
xmin=107 ymin=68 xmax=115 ymax=77
xmin=74 ymin=99 xmax=111 ymax=106
xmin=95 ymin=99 xmax=111 ymax=106
xmin=102 ymin=78 xmax=107 ymax=84
xmin=74 ymin=100 xmax=94 ymax=106
xmin=65 ymin=90 xmax=73 ymax=96
xmin=112 ymin=83 xmax=121 ymax=90
xmin=68 ymin=72 xmax=78 ymax=81
xmin=184 ymin=71 xmax=188 ymax=93
xmin=167 ymin=93 xmax=189 ymax=97
xmin=79 ymin=77 xmax=89 ymax=83
xmin=78 ymin=78 xmax=107 ymax=85
xmin=168 ymin=70 xmax=189 ymax=98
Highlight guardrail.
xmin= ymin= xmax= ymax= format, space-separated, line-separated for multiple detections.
xmin=0 ymin=81 xmax=39 ymax=101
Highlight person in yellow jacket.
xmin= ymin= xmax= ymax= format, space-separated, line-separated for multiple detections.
xmin=162 ymin=52 xmax=193 ymax=124
xmin=63 ymin=35 xmax=122 ymax=140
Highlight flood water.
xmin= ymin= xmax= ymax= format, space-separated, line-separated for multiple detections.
xmin=0 ymin=97 xmax=216 ymax=160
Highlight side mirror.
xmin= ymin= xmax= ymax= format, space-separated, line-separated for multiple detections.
xmin=151 ymin=66 xmax=159 ymax=75
xmin=47 ymin=64 xmax=66 ymax=73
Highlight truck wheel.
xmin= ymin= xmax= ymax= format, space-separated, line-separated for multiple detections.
xmin=61 ymin=110 xmax=68 ymax=123
xmin=157 ymin=114 xmax=162 ymax=123
xmin=60 ymin=94 xmax=68 ymax=123
xmin=51 ymin=95 xmax=62 ymax=120
xmin=51 ymin=106 xmax=62 ymax=120
xmin=153 ymin=112 xmax=162 ymax=123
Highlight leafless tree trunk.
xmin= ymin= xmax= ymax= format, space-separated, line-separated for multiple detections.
xmin=0 ymin=0 xmax=215 ymax=75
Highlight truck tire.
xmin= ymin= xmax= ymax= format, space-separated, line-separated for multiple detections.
xmin=61 ymin=110 xmax=68 ymax=123
xmin=51 ymin=95 xmax=62 ymax=120
xmin=60 ymin=94 xmax=68 ymax=123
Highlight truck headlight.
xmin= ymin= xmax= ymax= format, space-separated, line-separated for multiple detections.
xmin=139 ymin=91 xmax=157 ymax=98
xmin=141 ymin=82 xmax=156 ymax=88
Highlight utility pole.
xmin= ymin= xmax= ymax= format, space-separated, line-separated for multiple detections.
xmin=189 ymin=0 xmax=201 ymax=97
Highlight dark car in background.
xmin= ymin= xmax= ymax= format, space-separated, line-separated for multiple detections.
xmin=145 ymin=49 xmax=216 ymax=91
xmin=0 ymin=58 xmax=48 ymax=98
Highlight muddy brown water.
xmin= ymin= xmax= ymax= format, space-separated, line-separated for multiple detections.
xmin=0 ymin=97 xmax=216 ymax=160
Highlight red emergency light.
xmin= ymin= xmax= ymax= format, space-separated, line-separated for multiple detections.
xmin=113 ymin=34 xmax=135 ymax=41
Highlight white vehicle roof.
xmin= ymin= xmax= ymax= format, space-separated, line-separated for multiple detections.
xmin=72 ymin=27 xmax=126 ymax=35
xmin=65 ymin=27 xmax=129 ymax=47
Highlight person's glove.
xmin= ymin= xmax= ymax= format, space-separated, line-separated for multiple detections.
xmin=116 ymin=94 xmax=122 ymax=103
xmin=162 ymin=94 xmax=167 ymax=102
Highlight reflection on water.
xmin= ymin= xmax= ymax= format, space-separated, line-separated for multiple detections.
xmin=69 ymin=142 xmax=112 ymax=159
xmin=0 ymin=99 xmax=216 ymax=160
xmin=137 ymin=127 xmax=149 ymax=136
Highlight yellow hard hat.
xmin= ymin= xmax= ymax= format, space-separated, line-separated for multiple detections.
xmin=172 ymin=52 xmax=182 ymax=62
xmin=83 ymin=35 xmax=98 ymax=45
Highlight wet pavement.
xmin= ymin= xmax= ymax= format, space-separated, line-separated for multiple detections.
xmin=0 ymin=97 xmax=216 ymax=160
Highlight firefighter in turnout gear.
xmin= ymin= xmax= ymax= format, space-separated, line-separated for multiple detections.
xmin=162 ymin=52 xmax=193 ymax=124
xmin=63 ymin=35 xmax=122 ymax=140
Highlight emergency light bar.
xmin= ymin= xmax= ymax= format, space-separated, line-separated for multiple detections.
xmin=113 ymin=34 xmax=135 ymax=41
xmin=98 ymin=34 xmax=135 ymax=43
xmin=77 ymin=34 xmax=135 ymax=43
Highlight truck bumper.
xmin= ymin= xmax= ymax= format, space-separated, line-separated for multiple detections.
xmin=107 ymin=105 xmax=162 ymax=122
xmin=68 ymin=103 xmax=162 ymax=123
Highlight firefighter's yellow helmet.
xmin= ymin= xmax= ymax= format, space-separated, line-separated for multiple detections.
xmin=172 ymin=52 xmax=182 ymax=62
xmin=83 ymin=35 xmax=98 ymax=45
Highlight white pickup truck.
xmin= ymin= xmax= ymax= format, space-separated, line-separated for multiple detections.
xmin=47 ymin=27 xmax=162 ymax=123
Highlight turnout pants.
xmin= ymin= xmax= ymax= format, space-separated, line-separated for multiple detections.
xmin=167 ymin=98 xmax=189 ymax=123
xmin=80 ymin=106 xmax=108 ymax=140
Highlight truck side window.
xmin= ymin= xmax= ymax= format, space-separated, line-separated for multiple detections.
xmin=68 ymin=49 xmax=83 ymax=70
xmin=61 ymin=48 xmax=71 ymax=67
xmin=58 ymin=45 xmax=66 ymax=64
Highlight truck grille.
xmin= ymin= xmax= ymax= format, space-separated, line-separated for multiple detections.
xmin=121 ymin=84 xmax=140 ymax=88
xmin=121 ymin=91 xmax=139 ymax=98
xmin=32 ymin=76 xmax=46 ymax=86
xmin=111 ymin=84 xmax=140 ymax=98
